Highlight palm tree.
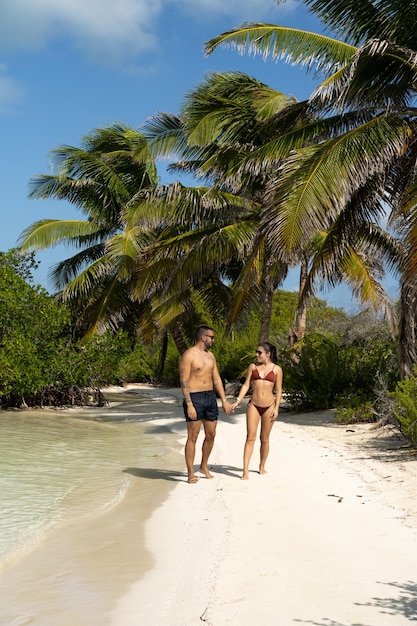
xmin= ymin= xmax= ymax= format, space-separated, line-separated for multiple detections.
xmin=18 ymin=122 xmax=248 ymax=369
xmin=146 ymin=68 xmax=398 ymax=347
xmin=205 ymin=1 xmax=417 ymax=373
xmin=18 ymin=124 xmax=210 ymax=363
xmin=144 ymin=71 xmax=316 ymax=343
xmin=18 ymin=123 xmax=164 ymax=336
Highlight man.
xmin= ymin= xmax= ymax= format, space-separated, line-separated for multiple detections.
xmin=179 ymin=325 xmax=232 ymax=483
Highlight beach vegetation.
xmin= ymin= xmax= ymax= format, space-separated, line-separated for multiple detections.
xmin=279 ymin=308 xmax=399 ymax=412
xmin=0 ymin=250 xmax=131 ymax=408
xmin=388 ymin=370 xmax=417 ymax=443
xmin=18 ymin=77 xmax=398 ymax=388
xmin=0 ymin=248 xmax=402 ymax=424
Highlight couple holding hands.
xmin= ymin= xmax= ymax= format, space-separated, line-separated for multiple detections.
xmin=179 ymin=326 xmax=283 ymax=483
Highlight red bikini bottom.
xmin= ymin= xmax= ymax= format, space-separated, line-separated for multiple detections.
xmin=249 ymin=400 xmax=274 ymax=416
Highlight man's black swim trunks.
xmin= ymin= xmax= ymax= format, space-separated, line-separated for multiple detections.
xmin=183 ymin=390 xmax=219 ymax=422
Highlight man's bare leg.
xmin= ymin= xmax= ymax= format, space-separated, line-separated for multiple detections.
xmin=199 ymin=420 xmax=217 ymax=478
xmin=185 ymin=420 xmax=201 ymax=483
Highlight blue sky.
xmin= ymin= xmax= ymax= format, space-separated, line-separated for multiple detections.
xmin=0 ymin=0 xmax=398 ymax=310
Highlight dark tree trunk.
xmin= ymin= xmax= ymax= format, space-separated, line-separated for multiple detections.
xmin=258 ymin=282 xmax=275 ymax=343
xmin=288 ymin=255 xmax=309 ymax=348
xmin=169 ymin=323 xmax=189 ymax=355
xmin=258 ymin=264 xmax=286 ymax=343
xmin=156 ymin=331 xmax=168 ymax=381
xmin=398 ymin=284 xmax=417 ymax=379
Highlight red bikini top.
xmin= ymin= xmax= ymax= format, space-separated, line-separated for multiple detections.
xmin=251 ymin=366 xmax=275 ymax=383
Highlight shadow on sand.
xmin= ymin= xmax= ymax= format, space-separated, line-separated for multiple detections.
xmin=123 ymin=463 xmax=242 ymax=482
xmin=292 ymin=579 xmax=417 ymax=625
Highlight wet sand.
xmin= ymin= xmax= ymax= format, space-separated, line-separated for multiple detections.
xmin=0 ymin=386 xmax=185 ymax=626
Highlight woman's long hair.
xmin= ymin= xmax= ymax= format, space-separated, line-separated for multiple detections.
xmin=259 ymin=341 xmax=277 ymax=364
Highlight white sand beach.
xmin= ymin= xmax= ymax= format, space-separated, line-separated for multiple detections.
xmin=110 ymin=386 xmax=417 ymax=626
xmin=1 ymin=384 xmax=417 ymax=625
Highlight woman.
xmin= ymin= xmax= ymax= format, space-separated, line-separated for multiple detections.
xmin=231 ymin=342 xmax=283 ymax=480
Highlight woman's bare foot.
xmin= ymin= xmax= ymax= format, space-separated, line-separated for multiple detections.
xmin=259 ymin=467 xmax=268 ymax=475
xmin=188 ymin=475 xmax=199 ymax=484
xmin=241 ymin=472 xmax=249 ymax=480
xmin=199 ymin=466 xmax=214 ymax=479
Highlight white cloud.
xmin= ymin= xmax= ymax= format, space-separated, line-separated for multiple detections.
xmin=0 ymin=0 xmax=163 ymax=61
xmin=0 ymin=0 xmax=296 ymax=63
xmin=0 ymin=63 xmax=24 ymax=113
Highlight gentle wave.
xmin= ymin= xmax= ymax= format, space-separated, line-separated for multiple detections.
xmin=0 ymin=407 xmax=161 ymax=568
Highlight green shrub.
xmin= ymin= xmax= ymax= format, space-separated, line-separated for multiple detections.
xmin=0 ymin=250 xmax=134 ymax=406
xmin=388 ymin=369 xmax=417 ymax=443
xmin=117 ymin=340 xmax=164 ymax=384
xmin=334 ymin=402 xmax=375 ymax=424
xmin=281 ymin=333 xmax=342 ymax=409
xmin=281 ymin=331 xmax=399 ymax=412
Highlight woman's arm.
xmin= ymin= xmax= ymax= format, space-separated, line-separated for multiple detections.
xmin=230 ymin=364 xmax=254 ymax=411
xmin=271 ymin=365 xmax=283 ymax=420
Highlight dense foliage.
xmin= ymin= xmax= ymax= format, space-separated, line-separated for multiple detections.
xmin=3 ymin=249 xmax=417 ymax=446
xmin=388 ymin=370 xmax=417 ymax=444
xmin=0 ymin=251 xmax=131 ymax=408
xmin=281 ymin=327 xmax=399 ymax=413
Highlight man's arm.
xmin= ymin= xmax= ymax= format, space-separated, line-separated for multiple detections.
xmin=179 ymin=351 xmax=197 ymax=419
xmin=179 ymin=352 xmax=192 ymax=403
xmin=212 ymin=358 xmax=233 ymax=415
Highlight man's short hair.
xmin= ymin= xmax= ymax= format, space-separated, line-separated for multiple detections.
xmin=196 ymin=325 xmax=214 ymax=340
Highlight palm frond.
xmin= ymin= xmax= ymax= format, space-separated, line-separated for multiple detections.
xmin=304 ymin=0 xmax=417 ymax=47
xmin=205 ymin=23 xmax=357 ymax=77
xmin=18 ymin=219 xmax=103 ymax=251
xmin=263 ymin=115 xmax=411 ymax=255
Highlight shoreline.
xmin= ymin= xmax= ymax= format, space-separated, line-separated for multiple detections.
xmin=1 ymin=385 xmax=417 ymax=625
xmin=0 ymin=385 xmax=186 ymax=626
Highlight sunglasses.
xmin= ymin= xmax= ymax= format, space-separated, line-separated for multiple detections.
xmin=205 ymin=335 xmax=215 ymax=339
xmin=256 ymin=350 xmax=264 ymax=355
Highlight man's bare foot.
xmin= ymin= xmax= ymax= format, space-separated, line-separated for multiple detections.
xmin=199 ymin=467 xmax=214 ymax=479
xmin=188 ymin=475 xmax=199 ymax=484
xmin=259 ymin=468 xmax=268 ymax=475
xmin=241 ymin=472 xmax=249 ymax=480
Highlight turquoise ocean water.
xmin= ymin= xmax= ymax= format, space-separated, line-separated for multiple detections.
xmin=0 ymin=393 xmax=180 ymax=570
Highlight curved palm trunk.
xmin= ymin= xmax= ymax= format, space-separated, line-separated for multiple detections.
xmin=169 ymin=323 xmax=188 ymax=356
xmin=258 ymin=264 xmax=288 ymax=343
xmin=398 ymin=285 xmax=417 ymax=378
xmin=288 ymin=255 xmax=309 ymax=348
xmin=258 ymin=283 xmax=274 ymax=343
xmin=156 ymin=331 xmax=169 ymax=381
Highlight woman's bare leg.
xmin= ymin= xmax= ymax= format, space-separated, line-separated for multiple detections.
xmin=242 ymin=404 xmax=259 ymax=479
xmin=259 ymin=408 xmax=275 ymax=474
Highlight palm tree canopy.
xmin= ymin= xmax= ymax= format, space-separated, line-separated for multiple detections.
xmin=302 ymin=0 xmax=417 ymax=47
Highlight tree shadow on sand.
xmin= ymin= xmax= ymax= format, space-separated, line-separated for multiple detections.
xmin=280 ymin=410 xmax=416 ymax=464
xmin=355 ymin=580 xmax=417 ymax=621
xmin=294 ymin=617 xmax=369 ymax=626
xmin=292 ymin=580 xmax=417 ymax=625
